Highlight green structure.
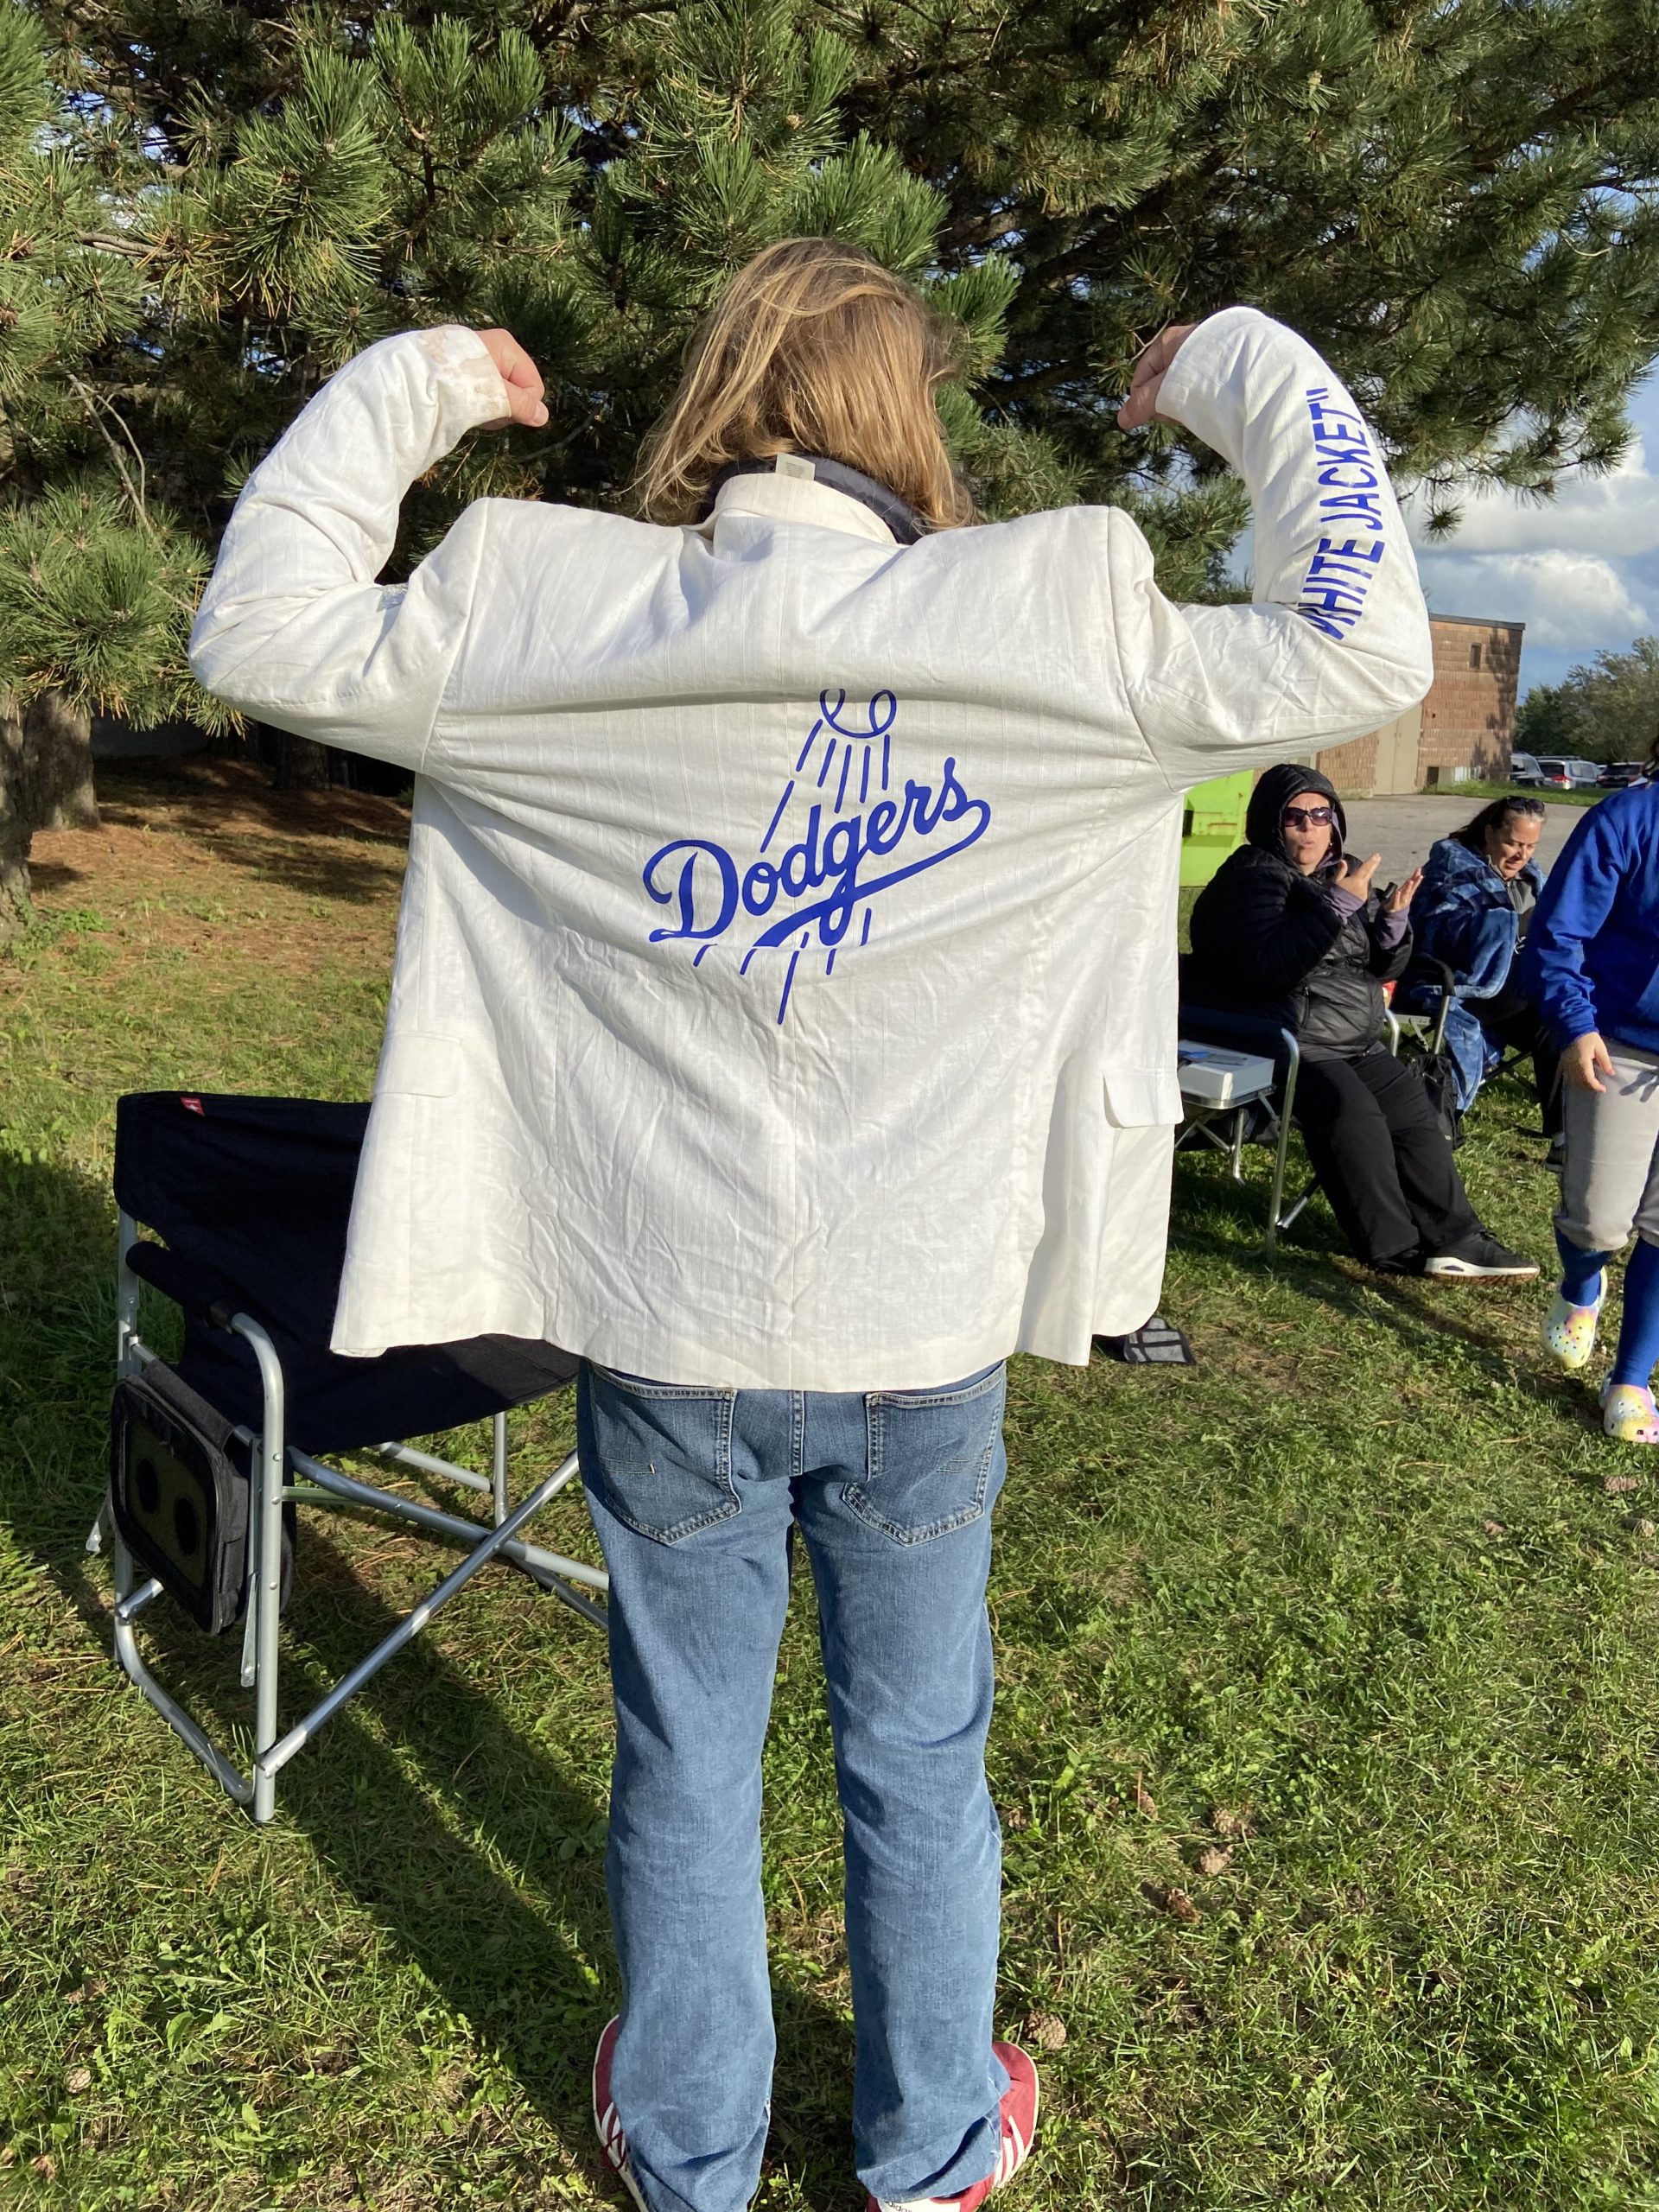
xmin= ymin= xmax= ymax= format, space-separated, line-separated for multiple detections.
xmin=1179 ymin=770 xmax=1252 ymax=886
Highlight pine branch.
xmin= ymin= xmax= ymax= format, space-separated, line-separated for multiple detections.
xmin=62 ymin=370 xmax=156 ymax=544
xmin=75 ymin=230 xmax=149 ymax=260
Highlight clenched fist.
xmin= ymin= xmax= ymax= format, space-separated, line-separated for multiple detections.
xmin=1117 ymin=322 xmax=1203 ymax=429
xmin=475 ymin=327 xmax=548 ymax=429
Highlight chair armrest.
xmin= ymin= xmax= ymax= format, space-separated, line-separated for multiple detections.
xmin=1179 ymin=1003 xmax=1300 ymax=1090
xmin=1416 ymin=958 xmax=1457 ymax=1052
xmin=123 ymin=1238 xmax=244 ymax=1332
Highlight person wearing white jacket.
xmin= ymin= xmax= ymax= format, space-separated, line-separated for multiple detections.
xmin=190 ymin=239 xmax=1432 ymax=2212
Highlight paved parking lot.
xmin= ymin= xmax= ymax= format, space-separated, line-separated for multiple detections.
xmin=1340 ymin=793 xmax=1588 ymax=883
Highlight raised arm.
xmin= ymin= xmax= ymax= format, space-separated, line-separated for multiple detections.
xmin=188 ymin=327 xmax=539 ymax=768
xmin=1110 ymin=308 xmax=1434 ymax=790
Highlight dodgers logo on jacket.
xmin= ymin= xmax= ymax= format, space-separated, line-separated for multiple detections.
xmin=642 ymin=690 xmax=992 ymax=1024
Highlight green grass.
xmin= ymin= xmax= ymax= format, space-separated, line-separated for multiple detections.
xmin=4 ymin=764 xmax=1659 ymax=2210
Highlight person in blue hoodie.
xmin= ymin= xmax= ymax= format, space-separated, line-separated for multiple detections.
xmin=1523 ymin=746 xmax=1659 ymax=1444
xmin=1402 ymin=796 xmax=1559 ymax=1141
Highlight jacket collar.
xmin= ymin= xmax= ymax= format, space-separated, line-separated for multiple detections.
xmin=696 ymin=467 xmax=899 ymax=548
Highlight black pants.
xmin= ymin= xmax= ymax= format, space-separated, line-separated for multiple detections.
xmin=1478 ymin=985 xmax=1564 ymax=1139
xmin=1294 ymin=1046 xmax=1481 ymax=1266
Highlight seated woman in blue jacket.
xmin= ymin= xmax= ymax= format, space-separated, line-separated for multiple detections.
xmin=1401 ymin=795 xmax=1560 ymax=1145
xmin=1524 ymin=752 xmax=1659 ymax=1444
xmin=1187 ymin=764 xmax=1536 ymax=1279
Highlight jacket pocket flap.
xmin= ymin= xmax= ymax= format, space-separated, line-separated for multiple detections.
xmin=376 ymin=1027 xmax=462 ymax=1099
xmin=1103 ymin=1065 xmax=1184 ymax=1128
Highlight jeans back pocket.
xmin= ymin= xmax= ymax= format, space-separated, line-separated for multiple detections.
xmin=580 ymin=1364 xmax=740 ymax=1546
xmin=847 ymin=1363 xmax=1007 ymax=1545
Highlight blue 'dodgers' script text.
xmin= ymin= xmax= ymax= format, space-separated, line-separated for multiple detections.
xmin=641 ymin=690 xmax=991 ymax=1024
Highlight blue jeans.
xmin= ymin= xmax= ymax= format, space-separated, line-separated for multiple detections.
xmin=577 ymin=1359 xmax=1011 ymax=2212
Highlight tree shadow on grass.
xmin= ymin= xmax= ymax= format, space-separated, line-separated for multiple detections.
xmin=99 ymin=802 xmax=410 ymax=913
xmin=27 ymin=758 xmax=416 ymax=912
xmin=32 ymin=836 xmax=408 ymax=914
xmin=92 ymin=1525 xmax=855 ymax=2204
xmin=0 ymin=1153 xmax=859 ymax=2209
xmin=27 ymin=858 xmax=97 ymax=894
xmin=97 ymin=759 xmax=412 ymax=852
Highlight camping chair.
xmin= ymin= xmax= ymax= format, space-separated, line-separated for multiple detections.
xmin=1176 ymin=974 xmax=1407 ymax=1249
xmin=93 ymin=1092 xmax=604 ymax=1826
xmin=1389 ymin=957 xmax=1455 ymax=1058
xmin=1175 ymin=1001 xmax=1306 ymax=1247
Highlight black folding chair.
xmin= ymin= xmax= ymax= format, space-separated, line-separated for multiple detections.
xmin=1391 ymin=957 xmax=1455 ymax=1058
xmin=95 ymin=1092 xmax=601 ymax=1826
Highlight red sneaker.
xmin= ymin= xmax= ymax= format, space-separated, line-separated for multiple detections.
xmin=593 ymin=2016 xmax=650 ymax=2211
xmin=865 ymin=2042 xmax=1039 ymax=2211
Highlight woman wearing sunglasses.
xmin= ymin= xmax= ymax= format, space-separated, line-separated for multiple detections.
xmin=1188 ymin=764 xmax=1537 ymax=1278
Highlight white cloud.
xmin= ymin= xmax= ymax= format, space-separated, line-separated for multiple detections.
xmin=1406 ymin=434 xmax=1659 ymax=559
xmin=1226 ymin=373 xmax=1659 ymax=688
xmin=1414 ymin=546 xmax=1651 ymax=648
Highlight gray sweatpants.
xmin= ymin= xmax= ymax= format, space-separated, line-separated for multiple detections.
xmin=1558 ymin=1039 xmax=1659 ymax=1253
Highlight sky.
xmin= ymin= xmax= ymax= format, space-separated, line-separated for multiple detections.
xmin=1405 ymin=373 xmax=1659 ymax=702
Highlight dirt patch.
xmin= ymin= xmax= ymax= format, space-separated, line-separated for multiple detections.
xmin=1195 ymin=1314 xmax=1315 ymax=1392
xmin=101 ymin=755 xmax=407 ymax=845
xmin=12 ymin=758 xmax=407 ymax=988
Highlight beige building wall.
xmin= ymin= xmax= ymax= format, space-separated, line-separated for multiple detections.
xmin=1311 ymin=614 xmax=1523 ymax=795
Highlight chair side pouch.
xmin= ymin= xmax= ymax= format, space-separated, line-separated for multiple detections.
xmin=109 ymin=1362 xmax=292 ymax=1635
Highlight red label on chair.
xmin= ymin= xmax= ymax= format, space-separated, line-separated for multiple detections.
xmin=180 ymin=1096 xmax=205 ymax=1115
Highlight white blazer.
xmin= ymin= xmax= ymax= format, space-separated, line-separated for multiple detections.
xmin=190 ymin=309 xmax=1431 ymax=1388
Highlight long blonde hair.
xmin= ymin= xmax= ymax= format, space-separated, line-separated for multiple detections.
xmin=633 ymin=238 xmax=973 ymax=531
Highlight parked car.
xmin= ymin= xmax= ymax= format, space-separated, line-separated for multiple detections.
xmin=1512 ymin=753 xmax=1602 ymax=789
xmin=1597 ymin=760 xmax=1649 ymax=788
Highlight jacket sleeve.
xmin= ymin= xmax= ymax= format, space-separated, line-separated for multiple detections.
xmin=1448 ymin=902 xmax=1518 ymax=1001
xmin=1366 ymin=908 xmax=1413 ymax=982
xmin=1192 ymin=861 xmax=1348 ymax=1000
xmin=188 ymin=327 xmax=510 ymax=768
xmin=1409 ymin=849 xmax=1518 ymax=999
xmin=1522 ymin=803 xmax=1630 ymax=1048
xmin=1109 ymin=308 xmax=1434 ymax=791
xmin=1406 ymin=894 xmax=1468 ymax=982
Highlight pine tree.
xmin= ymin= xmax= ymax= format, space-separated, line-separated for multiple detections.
xmin=9 ymin=0 xmax=1659 ymax=924
xmin=0 ymin=9 xmax=220 ymax=927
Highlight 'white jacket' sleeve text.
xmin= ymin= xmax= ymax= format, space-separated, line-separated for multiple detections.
xmin=1115 ymin=305 xmax=1433 ymax=789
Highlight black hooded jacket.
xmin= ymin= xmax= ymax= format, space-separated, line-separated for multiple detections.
xmin=1186 ymin=764 xmax=1412 ymax=1055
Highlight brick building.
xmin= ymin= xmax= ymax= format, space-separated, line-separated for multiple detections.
xmin=1311 ymin=613 xmax=1525 ymax=795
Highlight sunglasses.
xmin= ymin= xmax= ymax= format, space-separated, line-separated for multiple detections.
xmin=1281 ymin=805 xmax=1335 ymax=828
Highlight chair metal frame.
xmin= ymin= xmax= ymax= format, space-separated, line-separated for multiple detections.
xmin=1389 ymin=957 xmax=1455 ymax=1058
xmin=1176 ymin=1025 xmax=1305 ymax=1248
xmin=94 ymin=1214 xmax=607 ymax=1827
xmin=1176 ymin=1010 xmax=1408 ymax=1249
